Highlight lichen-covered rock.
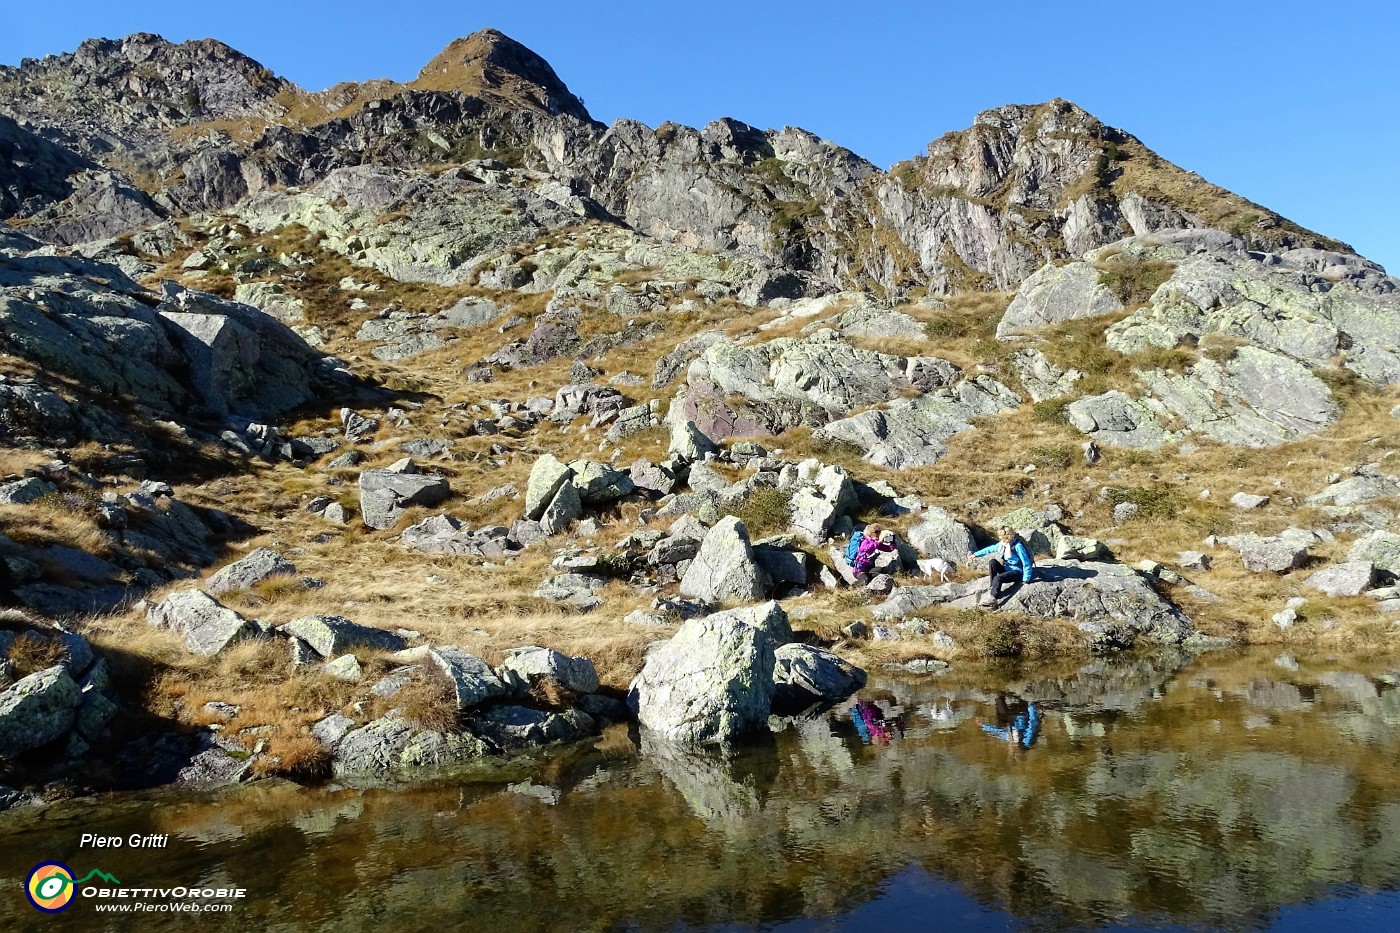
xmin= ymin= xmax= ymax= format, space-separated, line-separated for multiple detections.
xmin=1011 ymin=348 xmax=1083 ymax=402
xmin=471 ymin=706 xmax=595 ymax=751
xmin=816 ymin=379 xmax=1019 ymax=467
xmin=499 ymin=646 xmax=599 ymax=695
xmin=873 ymin=560 xmax=1194 ymax=645
xmin=0 ymin=477 xmax=57 ymax=505
xmin=428 ymin=646 xmax=508 ymax=709
xmin=0 ymin=664 xmax=80 ymax=758
xmin=569 ymin=460 xmax=636 ymax=504
xmin=787 ymin=465 xmax=856 ymax=543
xmin=1348 ymin=531 xmax=1400 ymax=574
xmin=679 ymin=516 xmax=768 ymax=603
xmin=772 ymin=644 xmax=867 ymax=712
xmin=669 ymin=419 xmax=720 ymax=462
xmin=147 ymin=590 xmax=259 ymax=656
xmin=1224 ymin=528 xmax=1318 ymax=573
xmin=1305 ymin=562 xmax=1378 ymax=598
xmin=321 ymin=654 xmax=363 ymax=682
xmin=1104 ymin=232 xmax=1400 ymax=385
xmin=332 ymin=714 xmax=488 ymax=778
xmin=358 ymin=469 xmax=451 ymax=530
xmin=706 ymin=600 xmax=794 ymax=645
xmin=997 ymin=261 xmax=1124 ymax=337
xmin=204 ymin=547 xmax=296 ymax=595
xmin=908 ymin=508 xmax=975 ymax=561
xmin=1067 ymin=391 xmax=1171 ymax=449
xmin=278 ymin=615 xmax=407 ymax=659
xmin=525 ymin=454 xmax=573 ymax=519
xmin=1138 ymin=347 xmax=1338 ymax=447
xmin=539 ymin=481 xmax=583 ymax=536
xmin=629 ymin=613 xmax=776 ymax=745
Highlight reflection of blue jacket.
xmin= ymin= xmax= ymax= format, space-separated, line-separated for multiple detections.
xmin=973 ymin=538 xmax=1034 ymax=583
xmin=980 ymin=703 xmax=1040 ymax=749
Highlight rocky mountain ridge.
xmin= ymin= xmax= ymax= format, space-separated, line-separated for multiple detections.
xmin=0 ymin=30 xmax=1356 ymax=295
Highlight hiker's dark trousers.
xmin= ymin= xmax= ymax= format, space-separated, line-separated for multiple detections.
xmin=988 ymin=559 xmax=1023 ymax=601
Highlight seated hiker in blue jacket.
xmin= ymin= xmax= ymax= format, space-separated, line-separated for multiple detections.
xmin=972 ymin=525 xmax=1034 ymax=607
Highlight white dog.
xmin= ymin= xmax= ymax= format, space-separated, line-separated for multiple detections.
xmin=918 ymin=557 xmax=954 ymax=583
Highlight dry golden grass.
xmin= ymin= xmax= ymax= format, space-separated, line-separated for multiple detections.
xmin=5 ymin=631 xmax=70 ymax=677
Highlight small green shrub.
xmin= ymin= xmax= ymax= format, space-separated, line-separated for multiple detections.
xmin=925 ymin=316 xmax=975 ymax=340
xmin=35 ymin=488 xmax=102 ymax=516
xmin=723 ymin=487 xmax=793 ymax=539
xmin=1103 ymin=485 xmax=1180 ymax=520
xmin=1028 ymin=445 xmax=1074 ymax=470
xmin=1096 ymin=256 xmax=1174 ymax=306
xmin=978 ymin=616 xmax=1024 ymax=658
xmin=1031 ymin=399 xmax=1071 ymax=424
xmin=1126 ymin=344 xmax=1195 ymax=373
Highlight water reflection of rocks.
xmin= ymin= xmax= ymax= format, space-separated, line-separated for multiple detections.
xmin=3 ymin=650 xmax=1400 ymax=932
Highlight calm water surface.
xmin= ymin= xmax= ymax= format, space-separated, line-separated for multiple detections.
xmin=3 ymin=647 xmax=1400 ymax=932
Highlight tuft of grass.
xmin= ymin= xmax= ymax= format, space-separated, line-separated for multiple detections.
xmin=1031 ymin=399 xmax=1071 ymax=424
xmin=5 ymin=632 xmax=69 ymax=678
xmin=974 ymin=613 xmax=1024 ymax=658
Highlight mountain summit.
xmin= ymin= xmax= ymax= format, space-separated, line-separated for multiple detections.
xmin=412 ymin=29 xmax=593 ymax=121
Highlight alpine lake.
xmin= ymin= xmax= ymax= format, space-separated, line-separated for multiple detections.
xmin=4 ymin=647 xmax=1400 ymax=932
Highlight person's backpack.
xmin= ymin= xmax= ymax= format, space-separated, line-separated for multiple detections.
xmin=844 ymin=531 xmax=865 ymax=564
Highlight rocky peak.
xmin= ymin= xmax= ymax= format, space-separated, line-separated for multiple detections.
xmin=0 ymin=33 xmax=291 ymax=130
xmin=412 ymin=29 xmax=593 ymax=122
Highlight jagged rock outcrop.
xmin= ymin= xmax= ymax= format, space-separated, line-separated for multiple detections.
xmin=0 ymin=32 xmax=1354 ymax=300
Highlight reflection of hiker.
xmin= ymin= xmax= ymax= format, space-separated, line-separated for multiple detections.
xmin=851 ymin=525 xmax=896 ymax=583
xmin=973 ymin=525 xmax=1033 ymax=607
xmin=979 ymin=696 xmax=1040 ymax=749
xmin=851 ymin=699 xmax=903 ymax=745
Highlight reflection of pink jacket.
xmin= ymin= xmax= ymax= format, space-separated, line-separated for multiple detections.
xmin=853 ymin=536 xmax=893 ymax=571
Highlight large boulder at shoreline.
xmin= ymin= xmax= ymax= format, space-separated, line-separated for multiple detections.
xmin=872 ymin=560 xmax=1194 ymax=646
xmin=499 ymin=647 xmax=600 ymax=695
xmin=427 ymin=647 xmax=508 ymax=709
xmin=331 ymin=714 xmax=489 ymax=779
xmin=772 ymin=644 xmax=866 ymax=713
xmin=629 ymin=612 xmax=776 ymax=745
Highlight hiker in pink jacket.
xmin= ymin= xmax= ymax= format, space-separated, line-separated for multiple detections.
xmin=852 ymin=526 xmax=895 ymax=582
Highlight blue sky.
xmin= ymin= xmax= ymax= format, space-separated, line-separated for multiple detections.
xmin=5 ymin=1 xmax=1398 ymax=271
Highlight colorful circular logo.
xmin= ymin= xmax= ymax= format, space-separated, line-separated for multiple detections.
xmin=26 ymin=862 xmax=76 ymax=913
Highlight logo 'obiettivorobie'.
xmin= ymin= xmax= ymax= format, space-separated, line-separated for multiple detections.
xmin=25 ymin=862 xmax=122 ymax=913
